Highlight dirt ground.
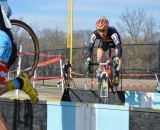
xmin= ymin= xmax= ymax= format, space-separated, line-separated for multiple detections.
xmin=34 ymin=77 xmax=157 ymax=91
xmin=0 ymin=78 xmax=158 ymax=102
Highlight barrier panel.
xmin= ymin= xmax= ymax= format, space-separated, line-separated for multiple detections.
xmin=1 ymin=90 xmax=160 ymax=130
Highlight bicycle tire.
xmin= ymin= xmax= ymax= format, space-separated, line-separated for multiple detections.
xmin=64 ymin=78 xmax=70 ymax=88
xmin=69 ymin=78 xmax=76 ymax=88
xmin=10 ymin=19 xmax=39 ymax=78
xmin=98 ymin=75 xmax=109 ymax=103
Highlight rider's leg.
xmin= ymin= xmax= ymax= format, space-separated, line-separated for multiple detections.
xmin=97 ymin=48 xmax=105 ymax=63
xmin=0 ymin=30 xmax=38 ymax=103
xmin=114 ymin=48 xmax=122 ymax=70
xmin=0 ymin=72 xmax=38 ymax=103
xmin=112 ymin=48 xmax=121 ymax=86
xmin=97 ymin=48 xmax=105 ymax=83
xmin=6 ymin=73 xmax=38 ymax=103
xmin=0 ymin=61 xmax=38 ymax=103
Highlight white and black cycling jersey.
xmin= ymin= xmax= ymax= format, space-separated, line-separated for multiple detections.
xmin=88 ymin=26 xmax=122 ymax=58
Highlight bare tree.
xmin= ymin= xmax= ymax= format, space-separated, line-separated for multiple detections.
xmin=119 ymin=8 xmax=156 ymax=44
xmin=38 ymin=29 xmax=66 ymax=51
xmin=73 ymin=30 xmax=92 ymax=48
xmin=143 ymin=16 xmax=156 ymax=43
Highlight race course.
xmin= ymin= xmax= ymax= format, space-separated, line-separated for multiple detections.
xmin=0 ymin=78 xmax=157 ymax=101
xmin=0 ymin=77 xmax=160 ymax=130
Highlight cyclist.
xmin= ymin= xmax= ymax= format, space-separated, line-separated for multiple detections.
xmin=0 ymin=1 xmax=38 ymax=129
xmin=0 ymin=0 xmax=38 ymax=104
xmin=62 ymin=58 xmax=72 ymax=79
xmin=58 ymin=58 xmax=72 ymax=87
xmin=86 ymin=16 xmax=123 ymax=86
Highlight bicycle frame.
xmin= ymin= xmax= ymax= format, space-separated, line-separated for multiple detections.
xmin=98 ymin=58 xmax=113 ymax=103
xmin=64 ymin=75 xmax=76 ymax=88
xmin=88 ymin=48 xmax=118 ymax=103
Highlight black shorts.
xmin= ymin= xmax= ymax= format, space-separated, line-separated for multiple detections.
xmin=98 ymin=42 xmax=116 ymax=52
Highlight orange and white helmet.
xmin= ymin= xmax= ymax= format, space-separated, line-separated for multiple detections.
xmin=96 ymin=17 xmax=109 ymax=30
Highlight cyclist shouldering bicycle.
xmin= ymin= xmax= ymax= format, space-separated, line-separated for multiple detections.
xmin=0 ymin=0 xmax=38 ymax=129
xmin=86 ymin=16 xmax=123 ymax=86
xmin=63 ymin=58 xmax=72 ymax=79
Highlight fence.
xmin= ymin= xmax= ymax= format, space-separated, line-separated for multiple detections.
xmin=10 ymin=42 xmax=160 ymax=80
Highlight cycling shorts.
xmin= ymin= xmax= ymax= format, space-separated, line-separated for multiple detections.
xmin=0 ymin=61 xmax=8 ymax=84
xmin=98 ymin=42 xmax=116 ymax=52
xmin=0 ymin=30 xmax=12 ymax=63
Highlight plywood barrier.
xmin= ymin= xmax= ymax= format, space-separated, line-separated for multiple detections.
xmin=0 ymin=90 xmax=160 ymax=130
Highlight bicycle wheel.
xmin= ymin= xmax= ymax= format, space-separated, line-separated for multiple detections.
xmin=10 ymin=19 xmax=39 ymax=78
xmin=98 ymin=75 xmax=109 ymax=103
xmin=69 ymin=78 xmax=76 ymax=88
xmin=64 ymin=78 xmax=70 ymax=88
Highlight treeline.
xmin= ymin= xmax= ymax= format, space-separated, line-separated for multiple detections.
xmin=10 ymin=8 xmax=160 ymax=77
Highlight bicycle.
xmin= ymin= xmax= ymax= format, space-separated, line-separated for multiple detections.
xmin=89 ymin=49 xmax=119 ymax=103
xmin=98 ymin=57 xmax=119 ymax=103
xmin=64 ymin=74 xmax=76 ymax=88
xmin=10 ymin=19 xmax=39 ymax=78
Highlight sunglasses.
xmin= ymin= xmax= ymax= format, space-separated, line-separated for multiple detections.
xmin=98 ymin=29 xmax=106 ymax=33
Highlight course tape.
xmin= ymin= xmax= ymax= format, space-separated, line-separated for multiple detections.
xmin=20 ymin=51 xmax=60 ymax=58
xmin=21 ymin=56 xmax=62 ymax=72
xmin=37 ymin=57 xmax=62 ymax=67
xmin=70 ymin=72 xmax=158 ymax=77
xmin=84 ymin=80 xmax=157 ymax=88
xmin=32 ymin=77 xmax=63 ymax=81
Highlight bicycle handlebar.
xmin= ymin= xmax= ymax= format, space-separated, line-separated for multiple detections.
xmin=90 ymin=59 xmax=112 ymax=66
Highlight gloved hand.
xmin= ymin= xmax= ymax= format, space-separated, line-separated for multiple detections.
xmin=113 ymin=57 xmax=119 ymax=69
xmin=85 ymin=57 xmax=92 ymax=73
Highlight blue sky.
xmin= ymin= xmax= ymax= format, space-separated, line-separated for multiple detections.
xmin=8 ymin=0 xmax=160 ymax=31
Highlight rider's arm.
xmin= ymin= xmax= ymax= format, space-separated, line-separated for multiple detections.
xmin=115 ymin=43 xmax=122 ymax=71
xmin=109 ymin=27 xmax=122 ymax=58
xmin=111 ymin=31 xmax=123 ymax=71
xmin=115 ymin=43 xmax=122 ymax=58
xmin=88 ymin=32 xmax=97 ymax=58
xmin=62 ymin=64 xmax=66 ymax=76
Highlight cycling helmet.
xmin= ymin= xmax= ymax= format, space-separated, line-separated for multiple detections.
xmin=96 ymin=17 xmax=109 ymax=30
xmin=0 ymin=0 xmax=12 ymax=29
xmin=65 ymin=58 xmax=69 ymax=63
xmin=0 ymin=0 xmax=11 ymax=17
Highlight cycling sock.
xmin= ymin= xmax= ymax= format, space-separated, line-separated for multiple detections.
xmin=6 ymin=78 xmax=23 ymax=90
